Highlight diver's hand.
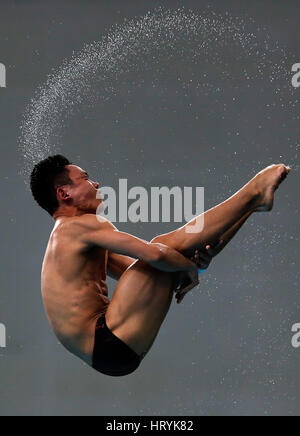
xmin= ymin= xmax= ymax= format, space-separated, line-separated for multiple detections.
xmin=191 ymin=247 xmax=212 ymax=271
xmin=175 ymin=267 xmax=199 ymax=304
xmin=190 ymin=240 xmax=223 ymax=269
xmin=175 ymin=240 xmax=224 ymax=303
xmin=192 ymin=239 xmax=224 ymax=270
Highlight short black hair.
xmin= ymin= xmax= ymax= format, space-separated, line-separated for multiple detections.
xmin=30 ymin=154 xmax=73 ymax=216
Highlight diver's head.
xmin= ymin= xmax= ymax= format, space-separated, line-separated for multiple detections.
xmin=30 ymin=155 xmax=101 ymax=218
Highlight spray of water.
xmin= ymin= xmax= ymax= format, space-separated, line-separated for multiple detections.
xmin=19 ymin=6 xmax=298 ymax=181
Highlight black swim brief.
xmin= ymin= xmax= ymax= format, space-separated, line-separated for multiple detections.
xmin=92 ymin=314 xmax=142 ymax=377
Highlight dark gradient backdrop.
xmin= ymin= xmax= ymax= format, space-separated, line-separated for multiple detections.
xmin=0 ymin=0 xmax=299 ymax=416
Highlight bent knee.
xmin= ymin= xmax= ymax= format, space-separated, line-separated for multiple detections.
xmin=150 ymin=234 xmax=182 ymax=252
xmin=150 ymin=235 xmax=169 ymax=245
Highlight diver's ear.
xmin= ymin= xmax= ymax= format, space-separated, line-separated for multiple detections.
xmin=57 ymin=186 xmax=71 ymax=201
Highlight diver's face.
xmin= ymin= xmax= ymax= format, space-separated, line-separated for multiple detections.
xmin=65 ymin=165 xmax=102 ymax=213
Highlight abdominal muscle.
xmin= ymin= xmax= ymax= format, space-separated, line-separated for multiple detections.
xmin=42 ymin=280 xmax=110 ymax=366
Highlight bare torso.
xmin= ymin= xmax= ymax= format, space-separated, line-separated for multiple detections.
xmin=41 ymin=217 xmax=110 ymax=366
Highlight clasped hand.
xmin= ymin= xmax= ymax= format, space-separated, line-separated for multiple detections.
xmin=175 ymin=240 xmax=224 ymax=304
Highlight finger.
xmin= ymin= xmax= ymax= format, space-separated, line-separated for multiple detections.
xmin=193 ymin=251 xmax=210 ymax=264
xmin=215 ymin=239 xmax=224 ymax=248
xmin=206 ymin=245 xmax=218 ymax=256
xmin=176 ymin=278 xmax=198 ymax=302
xmin=177 ymin=295 xmax=184 ymax=304
xmin=186 ymin=278 xmax=199 ymax=291
xmin=177 ymin=284 xmax=192 ymax=294
xmin=195 ymin=260 xmax=208 ymax=269
xmin=195 ymin=255 xmax=211 ymax=267
xmin=179 ymin=283 xmax=195 ymax=295
xmin=175 ymin=292 xmax=182 ymax=302
xmin=197 ymin=262 xmax=209 ymax=270
xmin=198 ymin=251 xmax=211 ymax=261
xmin=177 ymin=273 xmax=198 ymax=293
xmin=206 ymin=239 xmax=223 ymax=252
xmin=176 ymin=280 xmax=197 ymax=302
xmin=176 ymin=291 xmax=186 ymax=304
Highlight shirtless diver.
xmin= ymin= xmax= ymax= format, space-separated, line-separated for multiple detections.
xmin=30 ymin=155 xmax=290 ymax=376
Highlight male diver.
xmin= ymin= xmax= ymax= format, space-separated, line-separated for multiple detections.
xmin=30 ymin=155 xmax=290 ymax=376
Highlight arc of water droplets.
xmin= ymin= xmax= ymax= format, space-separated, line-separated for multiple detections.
xmin=19 ymin=6 xmax=292 ymax=180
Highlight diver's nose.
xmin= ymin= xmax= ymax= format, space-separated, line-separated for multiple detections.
xmin=93 ymin=181 xmax=100 ymax=189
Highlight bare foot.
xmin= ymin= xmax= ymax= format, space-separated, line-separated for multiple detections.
xmin=249 ymin=164 xmax=291 ymax=212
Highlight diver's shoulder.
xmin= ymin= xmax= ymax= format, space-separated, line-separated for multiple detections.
xmin=70 ymin=214 xmax=111 ymax=231
xmin=52 ymin=214 xmax=112 ymax=237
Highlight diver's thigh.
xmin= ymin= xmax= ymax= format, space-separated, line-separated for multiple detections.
xmin=105 ymin=260 xmax=178 ymax=355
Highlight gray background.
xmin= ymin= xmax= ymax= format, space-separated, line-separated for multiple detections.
xmin=0 ymin=0 xmax=299 ymax=416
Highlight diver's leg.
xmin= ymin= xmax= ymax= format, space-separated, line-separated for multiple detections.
xmin=105 ymin=164 xmax=290 ymax=356
xmin=150 ymin=164 xmax=290 ymax=257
